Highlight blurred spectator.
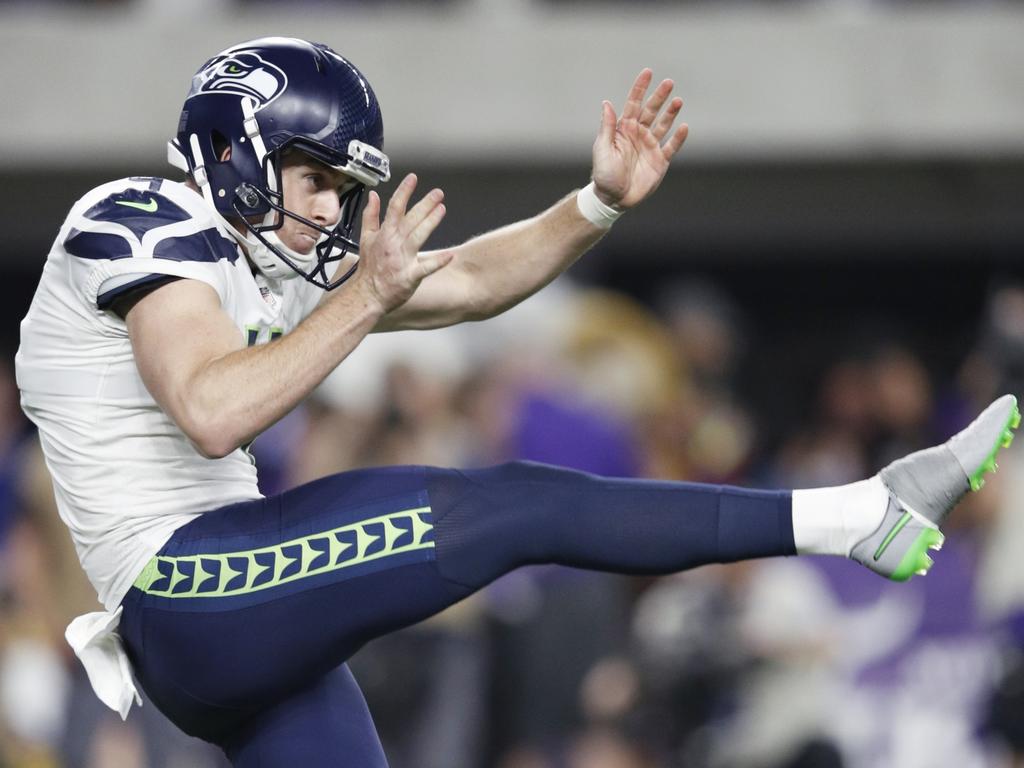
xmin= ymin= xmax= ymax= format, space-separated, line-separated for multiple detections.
xmin=0 ymin=359 xmax=28 ymax=550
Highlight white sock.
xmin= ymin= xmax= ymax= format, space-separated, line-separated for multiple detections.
xmin=791 ymin=475 xmax=890 ymax=556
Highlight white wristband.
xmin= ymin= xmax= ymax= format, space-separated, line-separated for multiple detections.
xmin=576 ymin=182 xmax=624 ymax=229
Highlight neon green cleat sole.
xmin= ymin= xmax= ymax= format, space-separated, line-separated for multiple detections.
xmin=969 ymin=404 xmax=1020 ymax=491
xmin=888 ymin=527 xmax=945 ymax=583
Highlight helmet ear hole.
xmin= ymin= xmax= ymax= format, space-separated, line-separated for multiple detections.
xmin=210 ymin=130 xmax=232 ymax=162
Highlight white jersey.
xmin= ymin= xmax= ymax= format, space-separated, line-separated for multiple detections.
xmin=16 ymin=177 xmax=323 ymax=612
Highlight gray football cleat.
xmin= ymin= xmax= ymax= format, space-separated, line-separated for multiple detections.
xmin=851 ymin=394 xmax=1020 ymax=582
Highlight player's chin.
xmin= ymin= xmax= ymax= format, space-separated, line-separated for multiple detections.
xmin=287 ymin=233 xmax=318 ymax=255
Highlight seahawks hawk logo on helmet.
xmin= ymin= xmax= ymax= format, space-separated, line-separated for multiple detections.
xmin=195 ymin=52 xmax=288 ymax=108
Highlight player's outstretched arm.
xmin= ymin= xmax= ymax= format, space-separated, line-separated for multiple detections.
xmin=127 ymin=174 xmax=450 ymax=458
xmin=374 ymin=69 xmax=689 ymax=332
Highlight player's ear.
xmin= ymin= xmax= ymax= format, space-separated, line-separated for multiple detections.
xmin=219 ymin=147 xmax=231 ymax=162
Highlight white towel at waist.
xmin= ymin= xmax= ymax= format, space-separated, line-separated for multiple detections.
xmin=65 ymin=608 xmax=142 ymax=720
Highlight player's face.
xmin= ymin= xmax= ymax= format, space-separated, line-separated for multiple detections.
xmin=279 ymin=156 xmax=358 ymax=255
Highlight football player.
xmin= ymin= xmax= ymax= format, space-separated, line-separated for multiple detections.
xmin=15 ymin=37 xmax=1019 ymax=766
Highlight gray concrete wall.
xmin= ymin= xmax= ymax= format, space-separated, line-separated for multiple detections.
xmin=1 ymin=1 xmax=1023 ymax=168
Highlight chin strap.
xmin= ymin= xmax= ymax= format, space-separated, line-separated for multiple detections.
xmin=257 ymin=231 xmax=317 ymax=280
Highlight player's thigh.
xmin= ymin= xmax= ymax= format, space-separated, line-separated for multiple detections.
xmin=223 ymin=664 xmax=388 ymax=768
xmin=120 ymin=465 xmax=471 ymax=736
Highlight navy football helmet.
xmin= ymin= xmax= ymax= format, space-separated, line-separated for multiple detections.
xmin=168 ymin=37 xmax=390 ymax=289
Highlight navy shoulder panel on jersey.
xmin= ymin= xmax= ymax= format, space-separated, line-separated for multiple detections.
xmin=83 ymin=186 xmax=191 ymax=240
xmin=66 ymin=179 xmax=240 ymax=265
xmin=65 ymin=226 xmax=240 ymax=265
xmin=64 ymin=230 xmax=134 ymax=261
xmin=152 ymin=230 xmax=239 ymax=264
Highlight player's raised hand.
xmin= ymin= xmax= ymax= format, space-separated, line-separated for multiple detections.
xmin=590 ymin=69 xmax=689 ymax=210
xmin=353 ymin=173 xmax=453 ymax=312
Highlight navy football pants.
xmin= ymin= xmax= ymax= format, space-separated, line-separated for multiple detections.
xmin=118 ymin=461 xmax=794 ymax=766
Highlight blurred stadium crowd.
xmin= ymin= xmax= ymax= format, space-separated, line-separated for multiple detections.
xmin=4 ymin=274 xmax=1024 ymax=768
